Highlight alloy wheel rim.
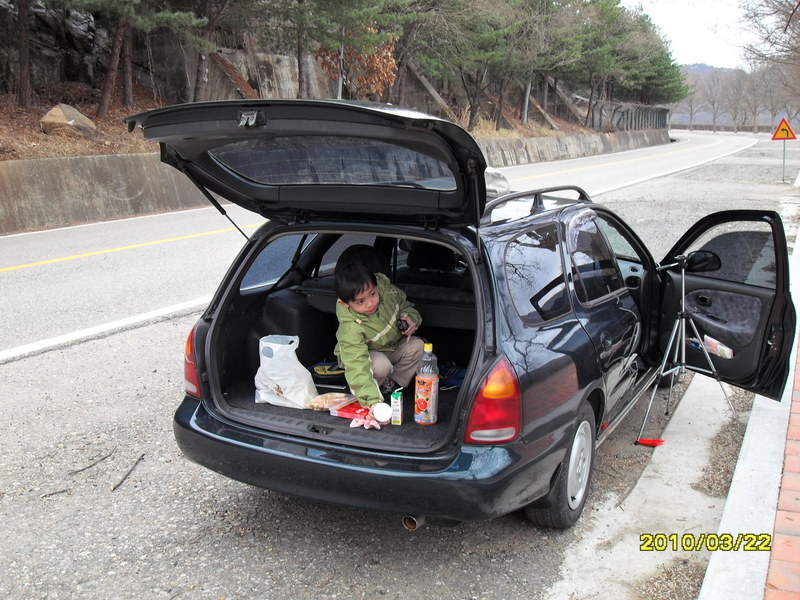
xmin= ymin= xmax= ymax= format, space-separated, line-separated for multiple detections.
xmin=567 ymin=421 xmax=592 ymax=510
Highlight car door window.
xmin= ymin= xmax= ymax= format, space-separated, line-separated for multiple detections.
xmin=596 ymin=216 xmax=644 ymax=263
xmin=683 ymin=221 xmax=776 ymax=289
xmin=568 ymin=215 xmax=623 ymax=304
xmin=505 ymin=223 xmax=570 ymax=324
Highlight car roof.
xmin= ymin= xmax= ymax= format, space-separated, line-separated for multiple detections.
xmin=125 ymin=99 xmax=488 ymax=228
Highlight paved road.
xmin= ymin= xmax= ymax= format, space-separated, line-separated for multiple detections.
xmin=0 ymin=131 xmax=764 ymax=359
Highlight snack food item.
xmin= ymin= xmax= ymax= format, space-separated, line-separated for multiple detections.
xmin=329 ymin=401 xmax=371 ymax=420
xmin=306 ymin=392 xmax=355 ymax=411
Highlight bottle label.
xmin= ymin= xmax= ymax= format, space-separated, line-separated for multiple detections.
xmin=414 ymin=375 xmax=439 ymax=425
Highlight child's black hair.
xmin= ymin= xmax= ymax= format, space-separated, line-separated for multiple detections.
xmin=335 ymin=261 xmax=377 ymax=303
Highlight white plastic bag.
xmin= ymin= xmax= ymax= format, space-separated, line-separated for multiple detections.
xmin=254 ymin=335 xmax=318 ymax=409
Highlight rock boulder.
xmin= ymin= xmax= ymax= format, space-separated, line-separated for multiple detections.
xmin=38 ymin=103 xmax=97 ymax=139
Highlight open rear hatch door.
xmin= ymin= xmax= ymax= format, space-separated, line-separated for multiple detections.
xmin=125 ymin=100 xmax=487 ymax=228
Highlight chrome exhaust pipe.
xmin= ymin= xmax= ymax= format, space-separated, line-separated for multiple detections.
xmin=401 ymin=515 xmax=425 ymax=531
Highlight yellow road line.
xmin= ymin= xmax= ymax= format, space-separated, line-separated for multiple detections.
xmin=1 ymin=223 xmax=262 ymax=273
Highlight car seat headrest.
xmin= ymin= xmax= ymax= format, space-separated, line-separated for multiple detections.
xmin=406 ymin=242 xmax=459 ymax=271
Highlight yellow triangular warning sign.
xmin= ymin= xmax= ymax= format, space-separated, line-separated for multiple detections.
xmin=772 ymin=118 xmax=796 ymax=140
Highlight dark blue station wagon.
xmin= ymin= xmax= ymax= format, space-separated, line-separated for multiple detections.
xmin=126 ymin=100 xmax=795 ymax=529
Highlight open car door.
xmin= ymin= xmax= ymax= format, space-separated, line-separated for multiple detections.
xmin=659 ymin=210 xmax=795 ymax=400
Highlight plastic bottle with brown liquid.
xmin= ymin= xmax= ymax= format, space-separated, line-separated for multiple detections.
xmin=414 ymin=343 xmax=439 ymax=425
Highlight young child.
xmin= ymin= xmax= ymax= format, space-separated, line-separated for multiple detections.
xmin=334 ymin=260 xmax=424 ymax=413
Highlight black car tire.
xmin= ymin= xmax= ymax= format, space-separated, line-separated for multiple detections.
xmin=524 ymin=402 xmax=596 ymax=529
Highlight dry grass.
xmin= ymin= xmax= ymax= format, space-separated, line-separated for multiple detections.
xmin=0 ymin=89 xmax=588 ymax=162
xmin=0 ymin=90 xmax=161 ymax=162
xmin=467 ymin=114 xmax=589 ymax=140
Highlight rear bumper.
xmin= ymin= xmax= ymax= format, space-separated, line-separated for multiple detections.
xmin=173 ymin=397 xmax=563 ymax=522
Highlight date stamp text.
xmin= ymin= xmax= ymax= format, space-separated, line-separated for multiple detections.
xmin=639 ymin=533 xmax=772 ymax=552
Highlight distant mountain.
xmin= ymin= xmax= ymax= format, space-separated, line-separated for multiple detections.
xmin=680 ymin=63 xmax=736 ymax=74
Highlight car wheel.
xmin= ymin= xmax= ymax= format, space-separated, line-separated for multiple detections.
xmin=525 ymin=402 xmax=596 ymax=529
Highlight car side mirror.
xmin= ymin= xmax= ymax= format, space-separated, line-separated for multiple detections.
xmin=686 ymin=250 xmax=721 ymax=273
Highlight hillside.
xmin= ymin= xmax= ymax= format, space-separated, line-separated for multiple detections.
xmin=1 ymin=98 xmax=592 ymax=163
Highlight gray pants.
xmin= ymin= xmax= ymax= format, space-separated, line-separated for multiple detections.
xmin=369 ymin=336 xmax=425 ymax=387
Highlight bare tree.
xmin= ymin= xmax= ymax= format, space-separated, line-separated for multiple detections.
xmin=699 ymin=68 xmax=725 ymax=131
xmin=722 ymin=69 xmax=749 ymax=132
xmin=676 ymin=69 xmax=706 ymax=130
xmin=741 ymin=67 xmax=766 ymax=131
xmin=743 ymin=0 xmax=800 ymax=64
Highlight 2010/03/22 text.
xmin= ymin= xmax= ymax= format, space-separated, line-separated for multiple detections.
xmin=639 ymin=533 xmax=772 ymax=552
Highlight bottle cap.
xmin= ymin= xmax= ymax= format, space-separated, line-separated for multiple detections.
xmin=424 ymin=343 xmax=433 ymax=352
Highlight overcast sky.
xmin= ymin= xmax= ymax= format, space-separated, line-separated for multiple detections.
xmin=621 ymin=0 xmax=757 ymax=69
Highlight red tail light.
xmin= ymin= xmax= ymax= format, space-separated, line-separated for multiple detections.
xmin=184 ymin=325 xmax=202 ymax=399
xmin=464 ymin=356 xmax=521 ymax=444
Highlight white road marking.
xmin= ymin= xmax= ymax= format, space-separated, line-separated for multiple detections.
xmin=0 ymin=296 xmax=211 ymax=363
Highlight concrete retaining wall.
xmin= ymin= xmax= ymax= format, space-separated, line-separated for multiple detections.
xmin=478 ymin=128 xmax=670 ymax=167
xmin=0 ymin=153 xmax=205 ymax=235
xmin=0 ymin=129 xmax=670 ymax=235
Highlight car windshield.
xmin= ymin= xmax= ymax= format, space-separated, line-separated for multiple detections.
xmin=209 ymin=135 xmax=457 ymax=190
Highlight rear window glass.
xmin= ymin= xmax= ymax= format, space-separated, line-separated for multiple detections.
xmin=209 ymin=136 xmax=456 ymax=190
xmin=505 ymin=223 xmax=570 ymax=324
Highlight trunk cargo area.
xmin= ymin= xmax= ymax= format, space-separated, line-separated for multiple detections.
xmin=207 ymin=234 xmax=480 ymax=453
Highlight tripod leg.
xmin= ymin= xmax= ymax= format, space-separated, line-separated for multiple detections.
xmin=664 ymin=315 xmax=686 ymax=416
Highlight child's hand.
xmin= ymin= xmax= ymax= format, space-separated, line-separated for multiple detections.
xmin=398 ymin=316 xmax=417 ymax=340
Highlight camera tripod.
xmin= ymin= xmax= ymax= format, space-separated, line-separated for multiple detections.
xmin=636 ymin=254 xmax=734 ymax=445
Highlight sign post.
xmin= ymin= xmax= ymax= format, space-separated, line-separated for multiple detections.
xmin=772 ymin=118 xmax=796 ymax=183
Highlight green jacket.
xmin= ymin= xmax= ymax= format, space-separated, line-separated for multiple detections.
xmin=334 ymin=273 xmax=422 ymax=407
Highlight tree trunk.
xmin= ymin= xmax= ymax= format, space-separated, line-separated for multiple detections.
xmin=296 ymin=0 xmax=310 ymax=100
xmin=542 ymin=77 xmax=556 ymax=115
xmin=122 ymin=28 xmax=133 ymax=110
xmin=297 ymin=44 xmax=311 ymax=98
xmin=192 ymin=0 xmax=231 ymax=102
xmin=521 ymin=79 xmax=531 ymax=124
xmin=495 ymin=80 xmax=507 ymax=131
xmin=585 ymin=76 xmax=597 ymax=128
xmin=194 ymin=50 xmax=209 ymax=102
xmin=96 ymin=17 xmax=128 ymax=118
xmin=193 ymin=0 xmax=213 ymax=102
xmin=336 ymin=40 xmax=344 ymax=100
xmin=16 ymin=0 xmax=32 ymax=109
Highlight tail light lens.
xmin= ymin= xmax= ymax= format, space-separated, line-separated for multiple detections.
xmin=464 ymin=356 xmax=521 ymax=444
xmin=184 ymin=325 xmax=202 ymax=399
